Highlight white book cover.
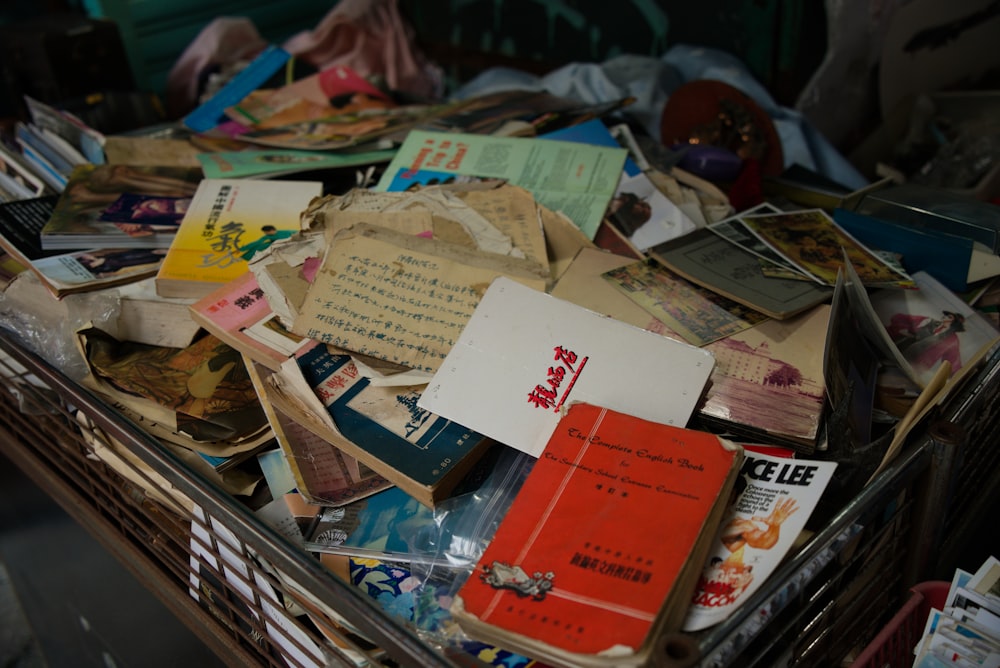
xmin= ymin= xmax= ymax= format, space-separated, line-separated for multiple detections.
xmin=417 ymin=277 xmax=715 ymax=457
xmin=682 ymin=448 xmax=838 ymax=632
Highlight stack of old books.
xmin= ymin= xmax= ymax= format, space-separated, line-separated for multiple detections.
xmin=5 ymin=59 xmax=1000 ymax=668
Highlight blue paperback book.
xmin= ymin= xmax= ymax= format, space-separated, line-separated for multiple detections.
xmin=295 ymin=343 xmax=492 ymax=507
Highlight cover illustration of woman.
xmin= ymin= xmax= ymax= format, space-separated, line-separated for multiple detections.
xmin=887 ymin=310 xmax=966 ymax=373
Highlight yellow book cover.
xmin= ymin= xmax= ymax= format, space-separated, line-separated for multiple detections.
xmin=155 ymin=178 xmax=322 ymax=299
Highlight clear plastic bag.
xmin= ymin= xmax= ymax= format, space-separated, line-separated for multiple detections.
xmin=400 ymin=445 xmax=535 ymax=596
xmin=0 ymin=273 xmax=121 ymax=382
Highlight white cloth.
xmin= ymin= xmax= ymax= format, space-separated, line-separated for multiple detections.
xmin=453 ymin=45 xmax=868 ymax=190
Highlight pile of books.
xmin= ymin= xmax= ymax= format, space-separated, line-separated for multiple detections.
xmin=3 ymin=51 xmax=1000 ymax=668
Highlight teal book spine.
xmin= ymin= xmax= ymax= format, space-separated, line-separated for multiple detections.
xmin=297 ymin=343 xmax=484 ymax=488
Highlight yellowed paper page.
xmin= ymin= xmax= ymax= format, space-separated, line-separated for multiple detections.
xmin=319 ymin=210 xmax=435 ymax=245
xmin=305 ymin=187 xmax=519 ymax=257
xmin=538 ymin=206 xmax=595 ymax=282
xmin=457 ymin=185 xmax=549 ymax=271
xmin=103 ymin=136 xmax=203 ymax=167
xmin=292 ymin=223 xmax=548 ymax=372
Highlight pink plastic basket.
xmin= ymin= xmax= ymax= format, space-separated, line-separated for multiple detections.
xmin=849 ymin=580 xmax=951 ymax=668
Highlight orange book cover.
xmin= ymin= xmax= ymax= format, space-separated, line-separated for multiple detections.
xmin=451 ymin=402 xmax=743 ymax=667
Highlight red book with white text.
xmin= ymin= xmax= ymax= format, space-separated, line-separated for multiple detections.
xmin=450 ymin=402 xmax=744 ymax=668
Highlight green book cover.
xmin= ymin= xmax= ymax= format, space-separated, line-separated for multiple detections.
xmin=198 ymin=148 xmax=394 ymax=179
xmin=374 ymin=129 xmax=627 ymax=239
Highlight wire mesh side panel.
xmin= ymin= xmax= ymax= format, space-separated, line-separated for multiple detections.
xmin=695 ymin=344 xmax=1000 ymax=668
xmin=0 ymin=328 xmax=459 ymax=668
xmin=791 ymin=489 xmax=913 ymax=667
xmin=7 ymin=324 xmax=996 ymax=667
xmin=924 ymin=345 xmax=1000 ymax=579
xmin=693 ymin=446 xmax=925 ymax=668
xmin=0 ymin=335 xmax=297 ymax=665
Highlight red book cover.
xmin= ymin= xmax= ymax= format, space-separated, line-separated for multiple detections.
xmin=451 ymin=402 xmax=743 ymax=667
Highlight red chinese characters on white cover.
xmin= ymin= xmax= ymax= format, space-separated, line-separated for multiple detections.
xmin=527 ymin=345 xmax=589 ymax=412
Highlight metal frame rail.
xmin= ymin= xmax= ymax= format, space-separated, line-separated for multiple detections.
xmin=0 ymin=326 xmax=457 ymax=667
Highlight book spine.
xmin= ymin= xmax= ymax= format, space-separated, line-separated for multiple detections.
xmin=0 ymin=171 xmax=34 ymax=200
xmin=16 ymin=124 xmax=74 ymax=176
xmin=39 ymin=127 xmax=89 ymax=167
xmin=183 ymin=46 xmax=292 ymax=133
xmin=15 ymin=143 xmax=67 ymax=192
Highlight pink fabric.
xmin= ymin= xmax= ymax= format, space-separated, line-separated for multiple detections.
xmin=282 ymin=0 xmax=443 ymax=101
xmin=165 ymin=0 xmax=443 ymax=119
xmin=165 ymin=16 xmax=269 ymax=119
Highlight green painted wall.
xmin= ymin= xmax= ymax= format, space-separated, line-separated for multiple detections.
xmin=81 ymin=0 xmax=336 ymax=98
xmin=400 ymin=0 xmax=827 ymax=105
xmin=77 ymin=0 xmax=825 ymax=105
